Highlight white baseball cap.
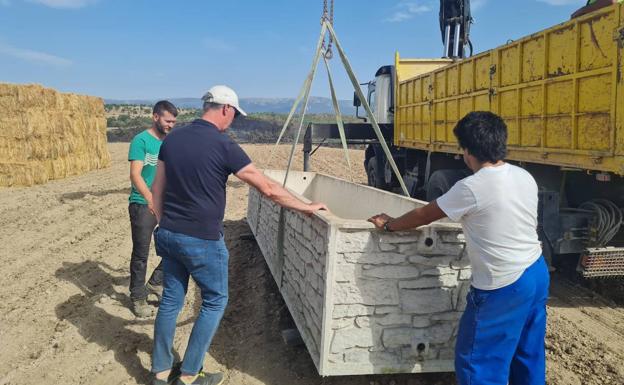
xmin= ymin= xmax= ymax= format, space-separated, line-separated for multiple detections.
xmin=201 ymin=85 xmax=247 ymax=117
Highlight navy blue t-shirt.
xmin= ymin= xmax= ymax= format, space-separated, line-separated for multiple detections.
xmin=158 ymin=119 xmax=251 ymax=240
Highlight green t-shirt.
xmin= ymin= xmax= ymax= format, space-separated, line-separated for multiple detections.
xmin=128 ymin=130 xmax=163 ymax=205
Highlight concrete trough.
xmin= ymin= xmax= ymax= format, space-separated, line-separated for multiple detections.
xmin=246 ymin=170 xmax=470 ymax=376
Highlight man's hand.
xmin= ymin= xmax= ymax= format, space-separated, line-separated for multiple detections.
xmin=147 ymin=198 xmax=156 ymax=216
xmin=151 ymin=160 xmax=166 ymax=223
xmin=368 ymin=213 xmax=394 ymax=229
xmin=303 ymin=202 xmax=329 ymax=216
xmin=367 ymin=202 xmax=446 ymax=232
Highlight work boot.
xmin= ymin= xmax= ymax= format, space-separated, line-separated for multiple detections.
xmin=174 ymin=371 xmax=224 ymax=385
xmin=146 ymin=282 xmax=164 ymax=302
xmin=131 ymin=299 xmax=154 ymax=318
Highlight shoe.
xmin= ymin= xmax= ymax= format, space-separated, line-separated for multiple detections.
xmin=169 ymin=362 xmax=205 ymax=382
xmin=168 ymin=362 xmax=182 ymax=382
xmin=146 ymin=282 xmax=164 ymax=301
xmin=131 ymin=299 xmax=154 ymax=318
xmin=151 ymin=376 xmax=169 ymax=385
xmin=150 ymin=362 xmax=183 ymax=385
xmin=173 ymin=371 xmax=224 ymax=385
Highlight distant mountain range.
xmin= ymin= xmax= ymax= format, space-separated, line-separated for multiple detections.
xmin=104 ymin=96 xmax=356 ymax=115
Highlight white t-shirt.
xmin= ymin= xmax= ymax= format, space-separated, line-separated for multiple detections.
xmin=436 ymin=163 xmax=542 ymax=290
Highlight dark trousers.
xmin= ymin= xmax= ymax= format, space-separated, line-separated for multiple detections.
xmin=129 ymin=203 xmax=163 ymax=301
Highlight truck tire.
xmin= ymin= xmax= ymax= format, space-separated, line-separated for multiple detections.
xmin=367 ymin=156 xmax=388 ymax=190
xmin=426 ymin=169 xmax=470 ymax=201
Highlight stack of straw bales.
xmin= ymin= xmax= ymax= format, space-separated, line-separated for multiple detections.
xmin=0 ymin=83 xmax=111 ymax=187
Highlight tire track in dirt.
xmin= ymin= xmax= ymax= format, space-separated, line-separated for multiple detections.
xmin=546 ymin=276 xmax=624 ymax=385
xmin=551 ymin=278 xmax=624 ymax=340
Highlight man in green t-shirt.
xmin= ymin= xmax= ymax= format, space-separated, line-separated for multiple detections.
xmin=128 ymin=100 xmax=178 ymax=317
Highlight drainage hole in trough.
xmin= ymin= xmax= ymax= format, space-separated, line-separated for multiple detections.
xmin=424 ymin=237 xmax=434 ymax=247
xmin=417 ymin=343 xmax=426 ymax=352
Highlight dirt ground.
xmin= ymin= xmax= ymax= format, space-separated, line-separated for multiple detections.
xmin=1 ymin=142 xmax=624 ymax=385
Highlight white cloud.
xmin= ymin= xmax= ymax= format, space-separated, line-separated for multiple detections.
xmin=27 ymin=0 xmax=98 ymax=8
xmin=536 ymin=0 xmax=582 ymax=5
xmin=202 ymin=37 xmax=236 ymax=52
xmin=0 ymin=40 xmax=72 ymax=67
xmin=385 ymin=1 xmax=432 ymax=23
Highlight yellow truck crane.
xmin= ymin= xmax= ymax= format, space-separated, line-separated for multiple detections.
xmin=304 ymin=0 xmax=624 ymax=277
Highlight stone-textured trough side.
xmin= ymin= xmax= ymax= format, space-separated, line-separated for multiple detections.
xmin=247 ymin=187 xmax=327 ymax=368
xmin=247 ymin=170 xmax=469 ymax=376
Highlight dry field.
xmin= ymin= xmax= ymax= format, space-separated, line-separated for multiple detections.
xmin=1 ymin=143 xmax=624 ymax=385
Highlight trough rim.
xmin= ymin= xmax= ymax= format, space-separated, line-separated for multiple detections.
xmin=259 ymin=169 xmax=462 ymax=232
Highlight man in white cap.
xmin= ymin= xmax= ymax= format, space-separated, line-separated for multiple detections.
xmin=149 ymin=85 xmax=327 ymax=385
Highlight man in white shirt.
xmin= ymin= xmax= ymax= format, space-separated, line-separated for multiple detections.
xmin=369 ymin=111 xmax=549 ymax=385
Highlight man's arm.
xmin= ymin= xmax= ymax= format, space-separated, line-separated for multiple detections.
xmin=368 ymin=200 xmax=447 ymax=231
xmin=235 ymin=163 xmax=327 ymax=215
xmin=151 ymin=160 xmax=166 ymax=222
xmin=130 ymin=160 xmax=155 ymax=213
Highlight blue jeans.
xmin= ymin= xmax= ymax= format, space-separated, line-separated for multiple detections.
xmin=455 ymin=256 xmax=549 ymax=385
xmin=151 ymin=227 xmax=229 ymax=375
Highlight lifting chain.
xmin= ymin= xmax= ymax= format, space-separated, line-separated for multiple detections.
xmin=321 ymin=0 xmax=334 ymax=59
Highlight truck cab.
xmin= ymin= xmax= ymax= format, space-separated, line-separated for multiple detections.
xmin=356 ymin=65 xmax=406 ymax=192
xmin=356 ymin=65 xmax=394 ymax=125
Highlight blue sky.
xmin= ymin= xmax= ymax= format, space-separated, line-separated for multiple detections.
xmin=0 ymin=0 xmax=587 ymax=100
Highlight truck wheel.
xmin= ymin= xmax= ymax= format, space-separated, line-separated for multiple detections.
xmin=367 ymin=156 xmax=388 ymax=190
xmin=426 ymin=169 xmax=470 ymax=201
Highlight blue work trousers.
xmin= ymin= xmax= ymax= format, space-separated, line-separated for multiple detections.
xmin=455 ymin=256 xmax=549 ymax=385
xmin=151 ymin=227 xmax=229 ymax=376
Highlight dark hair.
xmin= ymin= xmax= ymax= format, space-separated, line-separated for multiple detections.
xmin=453 ymin=111 xmax=507 ymax=163
xmin=153 ymin=100 xmax=178 ymax=117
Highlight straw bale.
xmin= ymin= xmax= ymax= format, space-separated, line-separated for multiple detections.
xmin=0 ymin=83 xmax=111 ymax=187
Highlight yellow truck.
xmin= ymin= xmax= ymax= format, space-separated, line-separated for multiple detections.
xmin=305 ymin=1 xmax=624 ymax=277
xmin=396 ymin=2 xmax=624 ymax=176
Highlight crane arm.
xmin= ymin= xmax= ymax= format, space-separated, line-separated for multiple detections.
xmin=439 ymin=0 xmax=472 ymax=58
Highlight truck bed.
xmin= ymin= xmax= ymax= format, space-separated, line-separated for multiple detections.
xmin=395 ymin=3 xmax=624 ymax=174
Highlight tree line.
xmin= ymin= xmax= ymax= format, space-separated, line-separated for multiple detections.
xmin=106 ymin=106 xmax=359 ymax=144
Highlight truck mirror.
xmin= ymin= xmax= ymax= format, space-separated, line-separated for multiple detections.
xmin=353 ymin=92 xmax=361 ymax=107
